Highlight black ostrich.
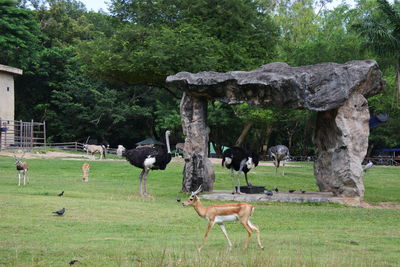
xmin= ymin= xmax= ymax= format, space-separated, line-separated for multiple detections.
xmin=124 ymin=130 xmax=172 ymax=196
xmin=268 ymin=145 xmax=290 ymax=176
xmin=221 ymin=147 xmax=259 ymax=194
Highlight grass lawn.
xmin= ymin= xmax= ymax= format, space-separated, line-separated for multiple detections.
xmin=0 ymin=155 xmax=399 ymax=266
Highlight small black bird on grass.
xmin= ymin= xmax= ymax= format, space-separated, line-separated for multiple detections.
xmin=57 ymin=191 xmax=64 ymax=197
xmin=176 ymin=198 xmax=181 ymax=202
xmin=274 ymin=187 xmax=279 ymax=192
xmin=301 ymin=189 xmax=306 ymax=194
xmin=53 ymin=208 xmax=65 ymax=216
xmin=69 ymin=259 xmax=80 ymax=265
xmin=288 ymin=190 xmax=296 ymax=193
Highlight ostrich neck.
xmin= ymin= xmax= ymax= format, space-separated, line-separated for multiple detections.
xmin=165 ymin=132 xmax=171 ymax=154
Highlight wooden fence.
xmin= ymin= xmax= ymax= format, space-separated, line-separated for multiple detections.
xmin=0 ymin=119 xmax=46 ymax=151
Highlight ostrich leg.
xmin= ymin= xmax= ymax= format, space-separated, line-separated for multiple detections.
xmin=143 ymin=169 xmax=151 ymax=196
xmin=244 ymin=173 xmax=252 ymax=187
xmin=138 ymin=169 xmax=145 ymax=196
xmin=236 ymin=171 xmax=242 ymax=194
xmin=236 ymin=160 xmax=247 ymax=194
xmin=230 ymin=169 xmax=235 ymax=194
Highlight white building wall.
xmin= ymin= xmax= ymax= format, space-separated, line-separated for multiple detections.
xmin=0 ymin=65 xmax=23 ymax=148
xmin=0 ymin=71 xmax=15 ymax=122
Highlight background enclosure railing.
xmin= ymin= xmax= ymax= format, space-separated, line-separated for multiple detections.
xmin=0 ymin=119 xmax=46 ymax=151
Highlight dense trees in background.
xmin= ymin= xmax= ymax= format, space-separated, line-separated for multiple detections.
xmin=1 ymin=0 xmax=399 ymax=155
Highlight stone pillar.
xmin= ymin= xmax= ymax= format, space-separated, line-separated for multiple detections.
xmin=314 ymin=93 xmax=370 ymax=198
xmin=180 ymin=92 xmax=215 ymax=193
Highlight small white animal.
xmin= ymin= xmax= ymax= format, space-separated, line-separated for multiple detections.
xmin=116 ymin=145 xmax=126 ymax=157
xmin=363 ymin=161 xmax=373 ymax=172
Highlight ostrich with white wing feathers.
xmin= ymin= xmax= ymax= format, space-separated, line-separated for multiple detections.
xmin=222 ymin=147 xmax=259 ymax=194
xmin=123 ymin=131 xmax=172 ymax=196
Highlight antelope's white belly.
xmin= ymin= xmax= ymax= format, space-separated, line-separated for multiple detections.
xmin=214 ymin=215 xmax=238 ymax=223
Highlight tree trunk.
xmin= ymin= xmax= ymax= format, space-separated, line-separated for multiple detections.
xmin=261 ymin=125 xmax=273 ymax=160
xmin=396 ymin=63 xmax=400 ymax=107
xmin=180 ymin=92 xmax=215 ymax=193
xmin=235 ymin=122 xmax=253 ymax=147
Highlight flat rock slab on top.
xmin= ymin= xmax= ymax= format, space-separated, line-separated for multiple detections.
xmin=166 ymin=60 xmax=385 ymax=111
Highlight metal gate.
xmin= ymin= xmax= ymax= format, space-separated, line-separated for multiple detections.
xmin=0 ymin=119 xmax=46 ymax=151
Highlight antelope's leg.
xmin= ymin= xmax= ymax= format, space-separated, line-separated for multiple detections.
xmin=199 ymin=221 xmax=214 ymax=252
xmin=248 ymin=220 xmax=264 ymax=249
xmin=240 ymin=219 xmax=253 ymax=249
xmin=219 ymin=223 xmax=233 ymax=248
xmin=18 ymin=172 xmax=21 ymax=186
xmin=23 ymin=172 xmax=26 ymax=185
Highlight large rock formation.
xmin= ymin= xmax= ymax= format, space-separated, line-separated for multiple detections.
xmin=167 ymin=60 xmax=385 ymax=197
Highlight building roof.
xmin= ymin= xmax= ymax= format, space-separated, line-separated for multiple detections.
xmin=0 ymin=64 xmax=23 ymax=75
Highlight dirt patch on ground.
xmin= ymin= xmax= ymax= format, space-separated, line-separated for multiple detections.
xmin=0 ymin=151 xmax=99 ymax=160
xmin=360 ymin=201 xmax=400 ymax=209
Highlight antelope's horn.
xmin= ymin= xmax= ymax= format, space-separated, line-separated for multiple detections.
xmin=193 ymin=185 xmax=203 ymax=195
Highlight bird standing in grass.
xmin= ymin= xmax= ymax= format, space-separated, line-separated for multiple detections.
xmin=288 ymin=190 xmax=296 ymax=193
xmin=57 ymin=191 xmax=64 ymax=197
xmin=53 ymin=208 xmax=65 ymax=216
xmin=69 ymin=259 xmax=80 ymax=265
xmin=222 ymin=147 xmax=259 ymax=193
xmin=363 ymin=161 xmax=373 ymax=172
xmin=124 ymin=130 xmax=172 ymax=196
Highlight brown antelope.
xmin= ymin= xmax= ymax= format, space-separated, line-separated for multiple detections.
xmin=182 ymin=185 xmax=264 ymax=251
xmin=82 ymin=163 xmax=90 ymax=182
xmin=14 ymin=152 xmax=29 ymax=186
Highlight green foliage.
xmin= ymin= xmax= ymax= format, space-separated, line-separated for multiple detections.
xmin=79 ymin=23 xmax=227 ymax=85
xmin=4 ymin=0 xmax=400 ymax=154
xmin=79 ymin=0 xmax=279 ymax=86
xmin=208 ymin=102 xmax=242 ymax=149
xmin=0 ymin=0 xmax=42 ymax=68
xmin=354 ymin=0 xmax=400 ymax=106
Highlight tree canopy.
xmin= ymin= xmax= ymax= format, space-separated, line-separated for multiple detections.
xmin=2 ymin=0 xmax=399 ymax=155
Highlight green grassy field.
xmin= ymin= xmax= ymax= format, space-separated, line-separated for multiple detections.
xmin=0 ymin=155 xmax=399 ymax=266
